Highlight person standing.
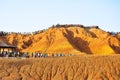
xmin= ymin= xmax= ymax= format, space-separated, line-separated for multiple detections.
xmin=38 ymin=53 xmax=40 ymax=58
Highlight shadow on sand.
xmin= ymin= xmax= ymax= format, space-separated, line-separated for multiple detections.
xmin=63 ymin=29 xmax=92 ymax=54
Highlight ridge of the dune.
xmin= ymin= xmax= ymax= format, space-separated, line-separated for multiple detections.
xmin=0 ymin=24 xmax=120 ymax=54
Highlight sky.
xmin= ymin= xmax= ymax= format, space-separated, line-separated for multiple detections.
xmin=0 ymin=0 xmax=120 ymax=32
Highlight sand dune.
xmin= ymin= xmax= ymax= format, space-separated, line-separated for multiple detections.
xmin=0 ymin=24 xmax=120 ymax=55
xmin=0 ymin=55 xmax=120 ymax=80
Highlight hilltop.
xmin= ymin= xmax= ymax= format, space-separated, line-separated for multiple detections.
xmin=0 ymin=24 xmax=120 ymax=54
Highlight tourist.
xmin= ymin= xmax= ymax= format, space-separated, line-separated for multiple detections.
xmin=33 ymin=52 xmax=36 ymax=58
xmin=38 ymin=53 xmax=40 ymax=58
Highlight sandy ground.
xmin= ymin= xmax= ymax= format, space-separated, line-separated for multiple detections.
xmin=0 ymin=55 xmax=120 ymax=80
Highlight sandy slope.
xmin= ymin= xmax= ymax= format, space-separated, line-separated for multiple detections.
xmin=0 ymin=55 xmax=120 ymax=80
xmin=0 ymin=25 xmax=120 ymax=55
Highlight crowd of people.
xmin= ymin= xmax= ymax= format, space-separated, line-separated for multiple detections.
xmin=31 ymin=52 xmax=48 ymax=58
xmin=0 ymin=51 xmax=75 ymax=58
xmin=0 ymin=51 xmax=28 ymax=58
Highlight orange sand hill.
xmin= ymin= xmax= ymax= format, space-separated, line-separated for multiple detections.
xmin=0 ymin=24 xmax=120 ymax=54
xmin=116 ymin=33 xmax=120 ymax=41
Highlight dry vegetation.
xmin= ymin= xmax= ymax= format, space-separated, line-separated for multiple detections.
xmin=0 ymin=55 xmax=120 ymax=80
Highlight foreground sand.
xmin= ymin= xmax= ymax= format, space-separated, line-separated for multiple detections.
xmin=0 ymin=55 xmax=120 ymax=80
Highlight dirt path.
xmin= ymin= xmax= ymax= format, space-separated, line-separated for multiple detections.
xmin=0 ymin=55 xmax=120 ymax=80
